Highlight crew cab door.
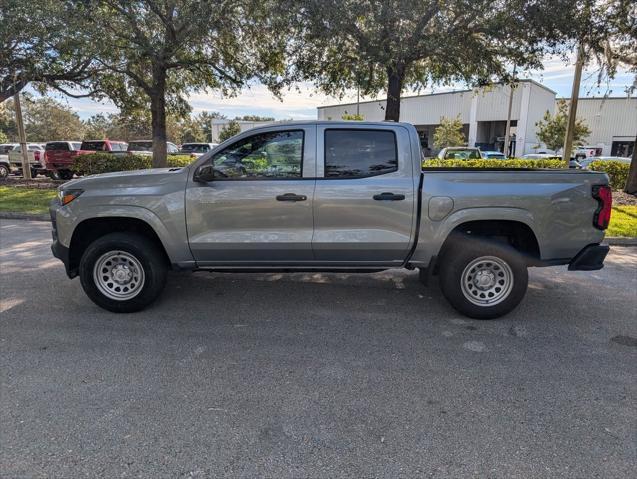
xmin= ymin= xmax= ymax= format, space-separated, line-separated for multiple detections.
xmin=312 ymin=125 xmax=417 ymax=264
xmin=185 ymin=126 xmax=316 ymax=265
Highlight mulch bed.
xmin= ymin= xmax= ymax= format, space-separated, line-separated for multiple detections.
xmin=613 ymin=191 xmax=637 ymax=206
xmin=0 ymin=176 xmax=63 ymax=189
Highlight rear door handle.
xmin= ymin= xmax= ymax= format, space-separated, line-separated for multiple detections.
xmin=373 ymin=192 xmax=405 ymax=201
xmin=276 ymin=193 xmax=307 ymax=202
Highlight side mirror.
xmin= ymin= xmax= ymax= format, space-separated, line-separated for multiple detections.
xmin=194 ymin=163 xmax=215 ymax=183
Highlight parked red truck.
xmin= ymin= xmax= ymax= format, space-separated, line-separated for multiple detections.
xmin=45 ymin=140 xmax=128 ymax=180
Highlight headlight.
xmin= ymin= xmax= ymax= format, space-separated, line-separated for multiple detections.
xmin=58 ymin=188 xmax=83 ymax=206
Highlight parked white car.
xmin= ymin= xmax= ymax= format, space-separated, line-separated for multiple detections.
xmin=0 ymin=143 xmax=19 ymax=178
xmin=481 ymin=150 xmax=506 ymax=160
xmin=8 ymin=143 xmax=47 ymax=177
xmin=179 ymin=142 xmax=219 ymax=157
xmin=437 ymin=147 xmax=482 ymax=160
xmin=579 ymin=156 xmax=631 ymax=169
xmin=127 ymin=140 xmax=179 ymax=156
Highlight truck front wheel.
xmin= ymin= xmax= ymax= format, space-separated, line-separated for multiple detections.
xmin=438 ymin=238 xmax=528 ymax=319
xmin=79 ymin=233 xmax=167 ymax=313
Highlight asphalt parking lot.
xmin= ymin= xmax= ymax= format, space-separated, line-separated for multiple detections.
xmin=1 ymin=219 xmax=636 ymax=478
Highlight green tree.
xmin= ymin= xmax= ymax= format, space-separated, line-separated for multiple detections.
xmin=193 ymin=111 xmax=227 ymax=142
xmin=342 ymin=113 xmax=364 ymax=121
xmin=292 ymin=0 xmax=563 ymax=121
xmin=1 ymin=96 xmax=85 ymax=141
xmin=434 ymin=116 xmax=465 ymax=149
xmin=0 ymin=0 xmax=99 ymax=101
xmin=536 ymin=100 xmax=590 ymax=152
xmin=83 ymin=0 xmax=288 ymax=167
xmin=0 ymin=101 xmax=16 ymax=140
xmin=83 ymin=114 xmax=112 ymax=140
xmin=218 ymin=120 xmax=242 ymax=142
xmin=0 ymin=130 xmax=7 ymax=143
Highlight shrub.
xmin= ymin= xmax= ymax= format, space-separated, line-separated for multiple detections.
xmin=74 ymin=153 xmax=193 ymax=176
xmin=422 ymin=158 xmax=569 ymax=169
xmin=588 ymin=161 xmax=630 ymax=190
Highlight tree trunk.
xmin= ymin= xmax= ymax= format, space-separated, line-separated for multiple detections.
xmin=150 ymin=71 xmax=168 ymax=168
xmin=384 ymin=65 xmax=405 ymax=122
xmin=624 ymin=135 xmax=637 ymax=194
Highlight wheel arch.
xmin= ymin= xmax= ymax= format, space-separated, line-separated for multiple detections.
xmin=436 ymin=218 xmax=541 ymax=271
xmin=68 ymin=216 xmax=171 ymax=276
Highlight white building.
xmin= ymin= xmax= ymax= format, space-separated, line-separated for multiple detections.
xmin=317 ymin=80 xmax=637 ymax=157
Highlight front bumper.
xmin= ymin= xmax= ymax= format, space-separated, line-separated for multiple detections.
xmin=50 ymin=200 xmax=76 ymax=278
xmin=568 ymin=244 xmax=609 ymax=271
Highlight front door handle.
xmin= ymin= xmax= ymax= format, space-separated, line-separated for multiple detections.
xmin=276 ymin=193 xmax=307 ymax=202
xmin=373 ymin=192 xmax=405 ymax=201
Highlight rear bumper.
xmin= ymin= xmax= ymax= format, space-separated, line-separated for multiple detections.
xmin=568 ymin=244 xmax=609 ymax=271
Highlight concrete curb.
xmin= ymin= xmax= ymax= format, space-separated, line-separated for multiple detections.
xmin=1 ymin=213 xmax=636 ymax=246
xmin=0 ymin=212 xmax=49 ymax=222
xmin=607 ymin=237 xmax=637 ymax=246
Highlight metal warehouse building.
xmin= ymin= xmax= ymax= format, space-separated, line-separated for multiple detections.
xmin=317 ymin=80 xmax=637 ymax=158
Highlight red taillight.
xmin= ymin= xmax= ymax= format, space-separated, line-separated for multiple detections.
xmin=592 ymin=185 xmax=612 ymax=230
xmin=34 ymin=150 xmax=41 ymax=161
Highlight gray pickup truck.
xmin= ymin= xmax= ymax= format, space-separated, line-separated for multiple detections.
xmin=50 ymin=121 xmax=612 ymax=319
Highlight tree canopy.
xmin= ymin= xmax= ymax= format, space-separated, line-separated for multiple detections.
xmin=0 ymin=96 xmax=85 ymax=142
xmin=79 ymin=0 xmax=288 ymax=166
xmin=291 ymin=0 xmax=567 ymax=121
xmin=0 ymin=0 xmax=100 ymax=102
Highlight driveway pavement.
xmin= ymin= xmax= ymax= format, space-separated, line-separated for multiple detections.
xmin=1 ymin=219 xmax=636 ymax=478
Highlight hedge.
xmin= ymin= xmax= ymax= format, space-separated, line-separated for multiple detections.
xmin=588 ymin=161 xmax=630 ymax=190
xmin=74 ymin=153 xmax=193 ymax=176
xmin=422 ymin=158 xmax=569 ymax=169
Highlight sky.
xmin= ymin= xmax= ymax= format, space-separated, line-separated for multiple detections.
xmin=43 ymin=57 xmax=636 ymax=121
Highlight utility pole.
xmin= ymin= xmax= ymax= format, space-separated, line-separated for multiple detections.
xmin=562 ymin=42 xmax=585 ymax=162
xmin=503 ymin=67 xmax=517 ymax=157
xmin=13 ymin=93 xmax=32 ymax=180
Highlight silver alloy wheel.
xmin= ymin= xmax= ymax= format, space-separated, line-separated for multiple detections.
xmin=0 ymin=165 xmax=8 ymax=178
xmin=460 ymin=256 xmax=514 ymax=307
xmin=93 ymin=251 xmax=145 ymax=301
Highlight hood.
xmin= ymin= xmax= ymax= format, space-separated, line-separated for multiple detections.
xmin=60 ymin=166 xmax=190 ymax=190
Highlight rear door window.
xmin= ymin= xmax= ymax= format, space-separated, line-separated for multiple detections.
xmin=324 ymin=129 xmax=398 ymax=178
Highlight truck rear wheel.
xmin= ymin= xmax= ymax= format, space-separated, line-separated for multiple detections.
xmin=438 ymin=237 xmax=528 ymax=319
xmin=79 ymin=233 xmax=167 ymax=313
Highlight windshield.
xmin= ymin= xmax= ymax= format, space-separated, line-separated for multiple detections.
xmin=81 ymin=141 xmax=107 ymax=151
xmin=128 ymin=141 xmax=153 ymax=152
xmin=181 ymin=143 xmax=210 ymax=153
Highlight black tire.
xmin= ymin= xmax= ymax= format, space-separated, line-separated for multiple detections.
xmin=79 ymin=232 xmax=167 ymax=313
xmin=30 ymin=168 xmax=38 ymax=178
xmin=438 ymin=236 xmax=528 ymax=319
xmin=0 ymin=164 xmax=9 ymax=178
xmin=59 ymin=170 xmax=74 ymax=180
